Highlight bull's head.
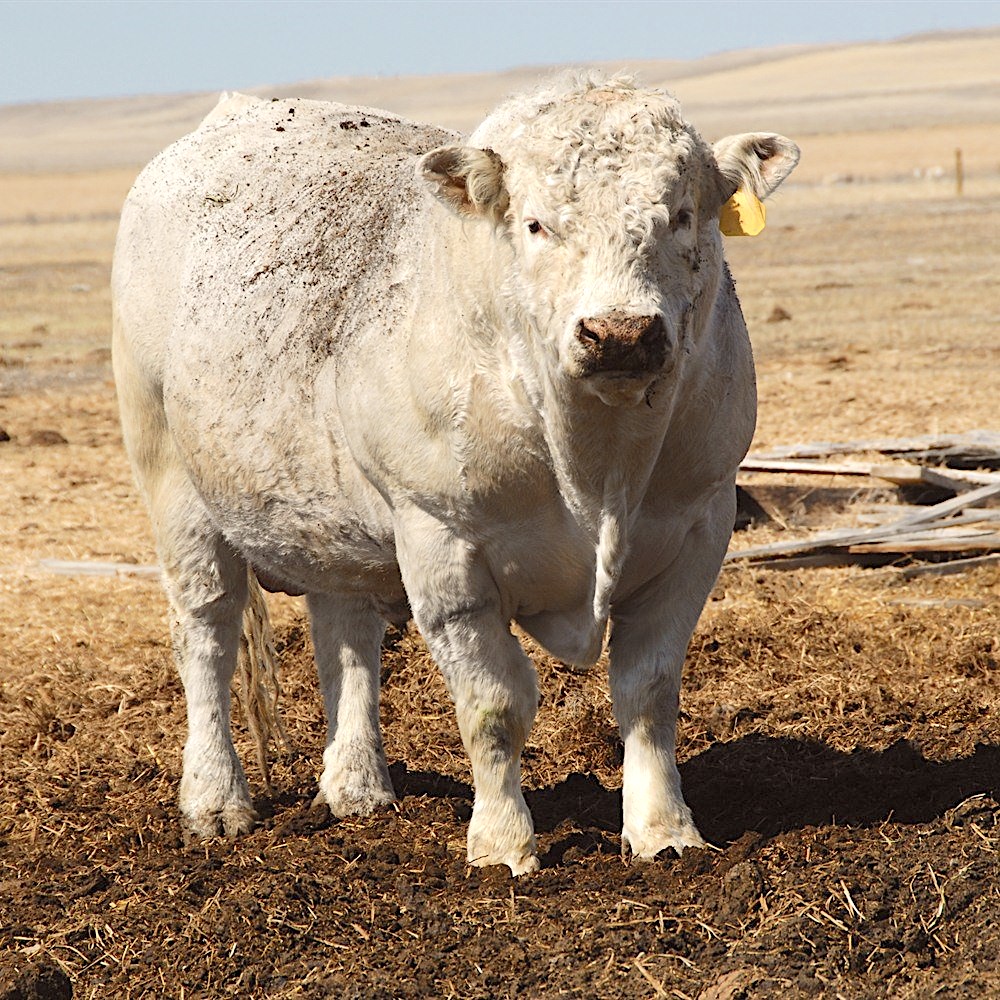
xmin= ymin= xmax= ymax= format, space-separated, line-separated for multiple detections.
xmin=418 ymin=75 xmax=798 ymax=406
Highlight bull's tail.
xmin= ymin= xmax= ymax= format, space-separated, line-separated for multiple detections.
xmin=234 ymin=567 xmax=290 ymax=789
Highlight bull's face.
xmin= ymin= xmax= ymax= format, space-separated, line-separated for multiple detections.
xmin=419 ymin=78 xmax=798 ymax=406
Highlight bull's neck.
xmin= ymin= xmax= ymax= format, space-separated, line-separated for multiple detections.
xmin=511 ymin=330 xmax=675 ymax=522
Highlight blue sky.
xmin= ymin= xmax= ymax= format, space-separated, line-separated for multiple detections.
xmin=2 ymin=0 xmax=998 ymax=105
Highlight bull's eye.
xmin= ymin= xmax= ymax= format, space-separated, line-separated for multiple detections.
xmin=526 ymin=219 xmax=545 ymax=236
xmin=672 ymin=208 xmax=694 ymax=230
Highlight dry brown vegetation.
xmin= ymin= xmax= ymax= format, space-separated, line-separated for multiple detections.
xmin=2 ymin=32 xmax=999 ymax=1000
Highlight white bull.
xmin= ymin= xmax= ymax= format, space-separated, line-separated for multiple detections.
xmin=112 ymin=73 xmax=798 ymax=875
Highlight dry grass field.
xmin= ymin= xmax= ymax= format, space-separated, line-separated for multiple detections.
xmin=1 ymin=31 xmax=999 ymax=999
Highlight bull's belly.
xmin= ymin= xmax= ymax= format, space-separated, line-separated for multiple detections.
xmin=218 ymin=494 xmax=406 ymax=611
xmin=207 ymin=476 xmax=601 ymax=644
xmin=170 ymin=439 xmax=405 ymax=611
xmin=210 ymin=483 xmax=602 ymax=648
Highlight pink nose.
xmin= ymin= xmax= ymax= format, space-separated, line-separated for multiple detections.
xmin=575 ymin=311 xmax=669 ymax=375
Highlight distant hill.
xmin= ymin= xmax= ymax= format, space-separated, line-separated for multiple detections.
xmin=2 ymin=28 xmax=997 ymax=173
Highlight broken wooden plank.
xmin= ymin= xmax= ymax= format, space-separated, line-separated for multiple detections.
xmin=867 ymin=465 xmax=1000 ymax=491
xmin=898 ymin=554 xmax=1000 ymax=579
xmin=847 ymin=533 xmax=1000 ymax=554
xmin=39 ymin=559 xmax=161 ymax=578
xmin=738 ymin=457 xmax=1000 ymax=493
xmin=739 ymin=530 xmax=1000 ymax=563
xmin=724 ymin=552 xmax=890 ymax=571
xmin=830 ymin=481 xmax=1000 ymax=527
xmin=855 ymin=509 xmax=1000 ymax=527
xmin=726 ymin=482 xmax=1000 ymax=563
xmin=748 ymin=430 xmax=1000 ymax=462
xmin=739 ymin=458 xmax=904 ymax=477
xmin=855 ymin=523 xmax=1000 ymax=543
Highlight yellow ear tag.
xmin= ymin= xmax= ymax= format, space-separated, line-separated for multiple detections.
xmin=719 ymin=189 xmax=766 ymax=236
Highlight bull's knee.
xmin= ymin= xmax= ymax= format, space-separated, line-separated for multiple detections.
xmin=467 ymin=699 xmax=534 ymax=762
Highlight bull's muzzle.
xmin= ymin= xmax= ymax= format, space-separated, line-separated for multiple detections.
xmin=574 ymin=311 xmax=671 ymax=377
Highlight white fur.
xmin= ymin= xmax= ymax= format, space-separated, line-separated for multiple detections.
xmin=112 ymin=73 xmax=798 ymax=873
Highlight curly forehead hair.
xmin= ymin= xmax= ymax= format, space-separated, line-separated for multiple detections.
xmin=474 ymin=72 xmax=715 ymax=238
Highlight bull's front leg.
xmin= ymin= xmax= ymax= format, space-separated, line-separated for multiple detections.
xmin=395 ymin=510 xmax=540 ymax=876
xmin=609 ymin=500 xmax=734 ymax=859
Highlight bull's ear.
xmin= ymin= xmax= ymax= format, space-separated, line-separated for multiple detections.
xmin=418 ymin=145 xmax=509 ymax=222
xmin=711 ymin=133 xmax=800 ymax=202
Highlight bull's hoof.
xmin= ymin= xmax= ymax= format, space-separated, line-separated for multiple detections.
xmin=467 ymin=830 xmax=540 ymax=877
xmin=182 ymin=801 xmax=258 ymax=841
xmin=468 ymin=849 xmax=541 ymax=877
xmin=466 ymin=795 xmax=538 ymax=876
xmin=179 ymin=751 xmax=255 ymax=840
xmin=313 ymin=766 xmax=396 ymax=819
xmin=311 ymin=786 xmax=397 ymax=818
xmin=621 ymin=821 xmax=707 ymax=861
xmin=315 ymin=742 xmax=397 ymax=818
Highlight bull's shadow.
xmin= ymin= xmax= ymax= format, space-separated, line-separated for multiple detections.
xmin=391 ymin=736 xmax=1000 ymax=847
xmin=680 ymin=735 xmax=999 ymax=843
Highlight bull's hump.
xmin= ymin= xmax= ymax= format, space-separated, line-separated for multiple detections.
xmin=185 ymin=99 xmax=450 ymax=259
xmin=152 ymin=99 xmax=452 ymax=366
xmin=134 ymin=97 xmax=457 ymax=236
xmin=194 ymin=97 xmax=456 ymax=176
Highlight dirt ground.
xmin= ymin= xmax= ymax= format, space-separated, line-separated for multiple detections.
xmin=2 ymin=121 xmax=999 ymax=998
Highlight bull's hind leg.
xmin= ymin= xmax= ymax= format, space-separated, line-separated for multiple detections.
xmin=155 ymin=474 xmax=256 ymax=838
xmin=114 ymin=342 xmax=254 ymax=838
xmin=308 ymin=593 xmax=396 ymax=816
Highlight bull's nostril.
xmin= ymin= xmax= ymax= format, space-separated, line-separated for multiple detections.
xmin=576 ymin=321 xmax=601 ymax=347
xmin=640 ymin=315 xmax=666 ymax=346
